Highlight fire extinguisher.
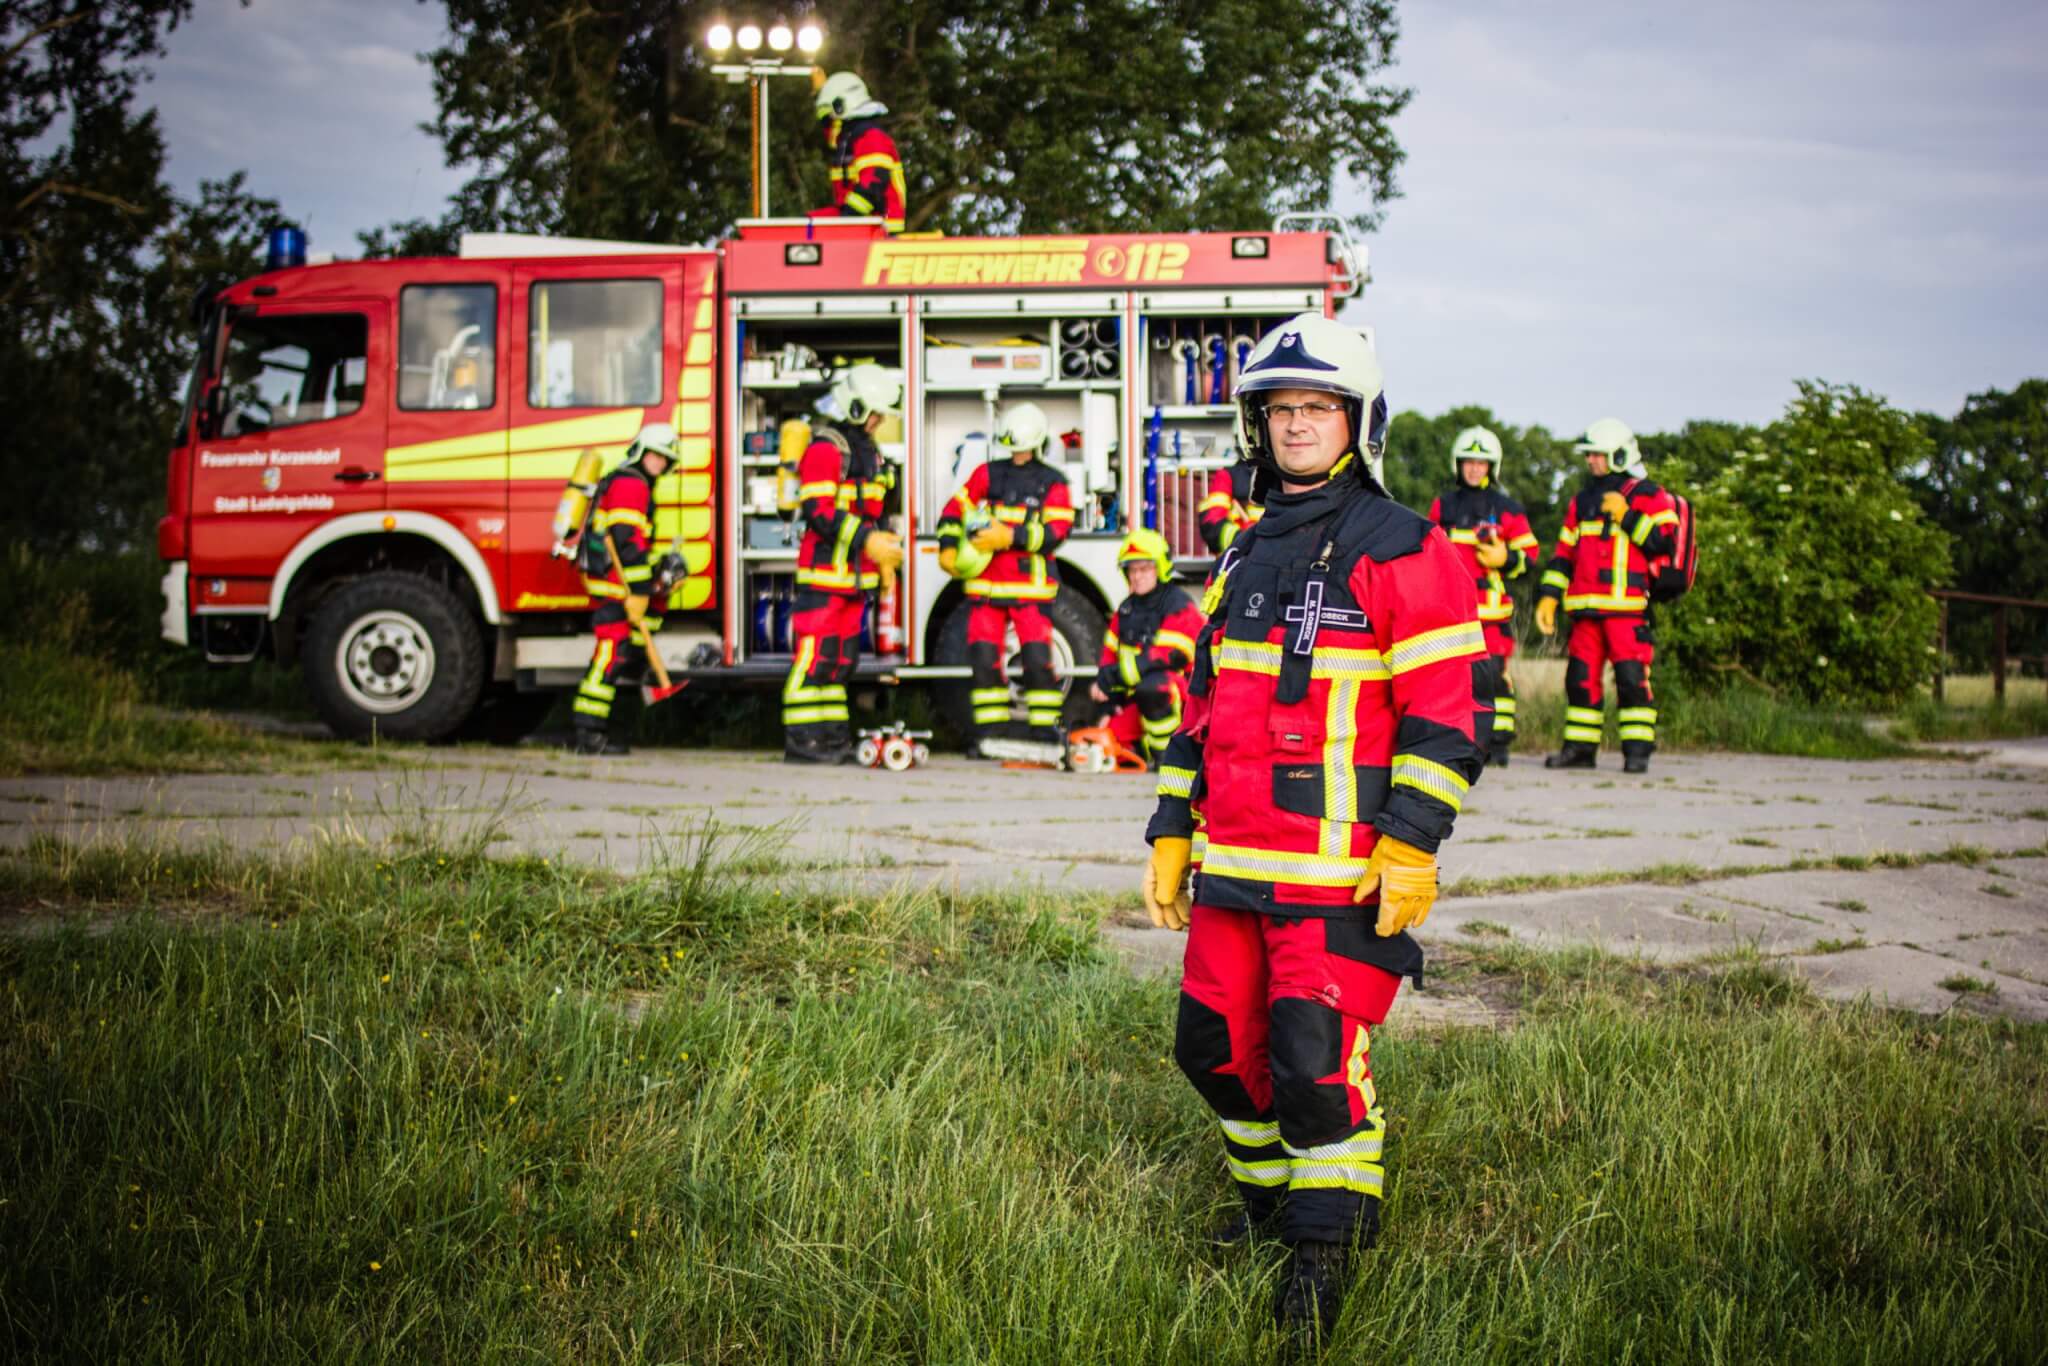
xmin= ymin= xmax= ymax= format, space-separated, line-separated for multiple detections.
xmin=875 ymin=570 xmax=903 ymax=656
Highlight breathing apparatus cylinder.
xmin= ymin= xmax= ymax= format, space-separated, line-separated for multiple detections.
xmin=776 ymin=417 xmax=812 ymax=512
xmin=550 ymin=448 xmax=606 ymax=557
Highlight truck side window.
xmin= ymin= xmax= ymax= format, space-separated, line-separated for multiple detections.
xmin=528 ymin=279 xmax=662 ymax=408
xmin=399 ymin=284 xmax=496 ymax=410
xmin=219 ymin=313 xmax=369 ymax=437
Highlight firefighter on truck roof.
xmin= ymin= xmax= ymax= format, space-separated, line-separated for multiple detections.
xmin=1088 ymin=529 xmax=1206 ymax=770
xmin=1198 ymin=456 xmax=1262 ymax=555
xmin=1428 ymin=426 xmax=1540 ymax=766
xmin=782 ymin=363 xmax=907 ymax=764
xmin=811 ymin=71 xmax=907 ymax=235
xmin=572 ymin=424 xmax=687 ymax=756
xmin=1534 ymin=417 xmax=1681 ymax=774
xmin=936 ymin=401 xmax=1076 ymax=762
xmin=1141 ymin=314 xmax=1485 ymax=1344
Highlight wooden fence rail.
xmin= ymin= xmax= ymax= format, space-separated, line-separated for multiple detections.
xmin=1928 ymin=589 xmax=2048 ymax=702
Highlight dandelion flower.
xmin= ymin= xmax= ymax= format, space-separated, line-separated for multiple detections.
xmin=369 ymin=1261 xmax=382 ymax=1272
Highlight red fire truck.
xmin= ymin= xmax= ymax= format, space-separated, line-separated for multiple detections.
xmin=159 ymin=215 xmax=1363 ymax=741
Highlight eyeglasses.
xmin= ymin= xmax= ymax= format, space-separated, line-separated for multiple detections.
xmin=1263 ymin=400 xmax=1347 ymax=423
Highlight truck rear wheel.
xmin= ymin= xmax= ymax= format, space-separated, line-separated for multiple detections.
xmin=303 ymin=572 xmax=486 ymax=742
xmin=931 ymin=585 xmax=1107 ymax=738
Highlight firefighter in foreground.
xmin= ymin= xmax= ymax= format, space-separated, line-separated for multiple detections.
xmin=811 ymin=71 xmax=907 ymax=234
xmin=1088 ymin=529 xmax=1205 ymax=769
xmin=782 ymin=363 xmax=907 ymax=763
xmin=1197 ymin=454 xmax=1261 ymax=554
xmin=1142 ymin=315 xmax=1484 ymax=1341
xmin=1534 ymin=417 xmax=1680 ymax=774
xmin=1427 ymin=426 xmax=1540 ymax=765
xmin=937 ymin=401 xmax=1076 ymax=761
xmin=572 ymin=424 xmax=687 ymax=755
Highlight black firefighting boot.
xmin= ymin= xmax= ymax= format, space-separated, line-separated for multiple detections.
xmin=1208 ymin=1198 xmax=1284 ymax=1250
xmin=1274 ymin=1239 xmax=1349 ymax=1344
xmin=1488 ymin=742 xmax=1511 ymax=768
xmin=568 ymin=722 xmax=629 ymax=756
xmin=784 ymin=728 xmax=852 ymax=765
xmin=1544 ymin=743 xmax=1597 ymax=770
xmin=1622 ymin=743 xmax=1653 ymax=775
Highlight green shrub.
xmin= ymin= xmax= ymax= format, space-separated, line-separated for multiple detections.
xmin=1658 ymin=382 xmax=1950 ymax=706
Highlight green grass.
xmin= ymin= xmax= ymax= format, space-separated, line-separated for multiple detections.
xmin=0 ymin=639 xmax=372 ymax=776
xmin=1443 ymin=841 xmax=2043 ymax=899
xmin=2 ymin=830 xmax=2045 ymax=1362
xmin=1509 ymin=683 xmax=1917 ymax=760
xmin=1890 ymin=696 xmax=2048 ymax=743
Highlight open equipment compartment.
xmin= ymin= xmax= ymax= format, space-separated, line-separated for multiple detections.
xmin=725 ymin=294 xmax=907 ymax=667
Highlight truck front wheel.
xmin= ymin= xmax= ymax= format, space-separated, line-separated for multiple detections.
xmin=303 ymin=572 xmax=486 ymax=742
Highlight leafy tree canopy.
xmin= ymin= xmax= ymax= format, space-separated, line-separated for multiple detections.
xmin=1 ymin=0 xmax=282 ymax=552
xmin=374 ymin=0 xmax=1410 ymax=251
xmin=1658 ymin=381 xmax=1950 ymax=707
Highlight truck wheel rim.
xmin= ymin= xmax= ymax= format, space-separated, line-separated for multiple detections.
xmin=336 ymin=610 xmax=437 ymax=714
xmin=1003 ymin=626 xmax=1076 ymax=712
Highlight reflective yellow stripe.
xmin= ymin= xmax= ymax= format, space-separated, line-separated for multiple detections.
xmin=1157 ymin=766 xmax=1195 ymax=799
xmin=1221 ymin=1118 xmax=1280 ymax=1145
xmin=1217 ymin=638 xmax=1391 ymax=681
xmin=1042 ymin=506 xmax=1075 ymax=523
xmin=1198 ymin=491 xmax=1232 ymax=513
xmin=1616 ymin=707 xmax=1657 ymax=723
xmin=1386 ymin=621 xmax=1485 ymax=675
xmin=1199 ymin=843 xmax=1368 ymax=887
xmin=595 ymin=508 xmax=651 ymax=532
xmin=797 ymin=481 xmax=838 ymax=499
xmin=1154 ymin=629 xmax=1197 ymax=657
xmin=1391 ymin=754 xmax=1468 ymax=813
xmin=1227 ymin=1156 xmax=1291 ymax=1187
xmin=1119 ymin=645 xmax=1141 ymax=687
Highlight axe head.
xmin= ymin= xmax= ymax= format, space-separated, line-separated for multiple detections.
xmin=641 ymin=682 xmax=689 ymax=706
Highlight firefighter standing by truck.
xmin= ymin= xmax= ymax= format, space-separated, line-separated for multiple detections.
xmin=937 ymin=401 xmax=1076 ymax=761
xmin=1427 ymin=426 xmax=1540 ymax=765
xmin=782 ymin=363 xmax=907 ymax=764
xmin=1198 ymin=457 xmax=1262 ymax=555
xmin=1141 ymin=315 xmax=1484 ymax=1343
xmin=571 ymin=424 xmax=687 ymax=755
xmin=1088 ymin=529 xmax=1206 ymax=769
xmin=1534 ymin=417 xmax=1681 ymax=774
xmin=810 ymin=72 xmax=907 ymax=234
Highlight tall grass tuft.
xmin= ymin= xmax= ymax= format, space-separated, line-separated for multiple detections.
xmin=2 ymin=828 xmax=2043 ymax=1361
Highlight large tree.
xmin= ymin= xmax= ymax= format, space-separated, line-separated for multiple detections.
xmin=1 ymin=0 xmax=281 ymax=554
xmin=1909 ymin=381 xmax=2048 ymax=667
xmin=387 ymin=0 xmax=1409 ymax=248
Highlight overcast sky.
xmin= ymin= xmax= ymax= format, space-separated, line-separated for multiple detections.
xmin=144 ymin=0 xmax=2046 ymax=433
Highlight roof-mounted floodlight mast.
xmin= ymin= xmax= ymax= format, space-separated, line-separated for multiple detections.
xmin=703 ymin=18 xmax=827 ymax=218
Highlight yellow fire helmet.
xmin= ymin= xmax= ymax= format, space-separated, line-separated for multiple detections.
xmin=1117 ymin=527 xmax=1173 ymax=578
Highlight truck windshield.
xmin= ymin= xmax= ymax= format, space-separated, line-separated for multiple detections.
xmin=219 ymin=313 xmax=368 ymax=437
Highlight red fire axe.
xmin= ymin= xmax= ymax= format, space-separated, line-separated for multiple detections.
xmin=603 ymin=535 xmax=689 ymax=704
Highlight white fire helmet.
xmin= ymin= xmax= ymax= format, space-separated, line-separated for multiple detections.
xmin=994 ymin=401 xmax=1051 ymax=456
xmin=815 ymin=71 xmax=888 ymax=123
xmin=1233 ymin=312 xmax=1389 ymax=489
xmin=1449 ymin=425 xmax=1503 ymax=477
xmin=1575 ymin=417 xmax=1643 ymax=475
xmin=832 ymin=362 xmax=905 ymax=422
xmin=629 ymin=421 xmax=683 ymax=465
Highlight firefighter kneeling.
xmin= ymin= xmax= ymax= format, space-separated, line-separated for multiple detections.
xmin=1143 ymin=315 xmax=1484 ymax=1343
xmin=571 ymin=423 xmax=686 ymax=756
xmin=1534 ymin=417 xmax=1680 ymax=774
xmin=1088 ymin=529 xmax=1204 ymax=769
xmin=782 ymin=364 xmax=906 ymax=764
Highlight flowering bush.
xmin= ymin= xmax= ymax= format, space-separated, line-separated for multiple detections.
xmin=1657 ymin=382 xmax=1950 ymax=707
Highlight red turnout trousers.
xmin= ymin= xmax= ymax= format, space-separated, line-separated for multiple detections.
xmin=1563 ymin=615 xmax=1657 ymax=755
xmin=1175 ymin=902 xmax=1402 ymax=1246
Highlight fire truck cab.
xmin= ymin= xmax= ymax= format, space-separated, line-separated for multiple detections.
xmin=160 ymin=216 xmax=1362 ymax=742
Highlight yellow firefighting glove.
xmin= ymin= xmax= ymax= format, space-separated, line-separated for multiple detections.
xmin=1475 ymin=537 xmax=1509 ymax=569
xmin=1143 ymin=837 xmax=1193 ymax=932
xmin=938 ymin=545 xmax=958 ymax=576
xmin=1535 ymin=596 xmax=1558 ymax=636
xmin=971 ymin=522 xmax=1014 ymax=554
xmin=1353 ymin=834 xmax=1439 ymax=937
xmin=865 ymin=530 xmax=904 ymax=573
xmin=1600 ymin=490 xmax=1629 ymax=521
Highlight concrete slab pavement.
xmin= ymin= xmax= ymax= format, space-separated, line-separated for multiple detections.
xmin=4 ymin=745 xmax=2046 ymax=1020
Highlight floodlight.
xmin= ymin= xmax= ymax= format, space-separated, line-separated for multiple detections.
xmin=797 ymin=24 xmax=823 ymax=53
xmin=706 ymin=22 xmax=732 ymax=51
xmin=768 ymin=24 xmax=793 ymax=51
xmin=735 ymin=23 xmax=762 ymax=51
